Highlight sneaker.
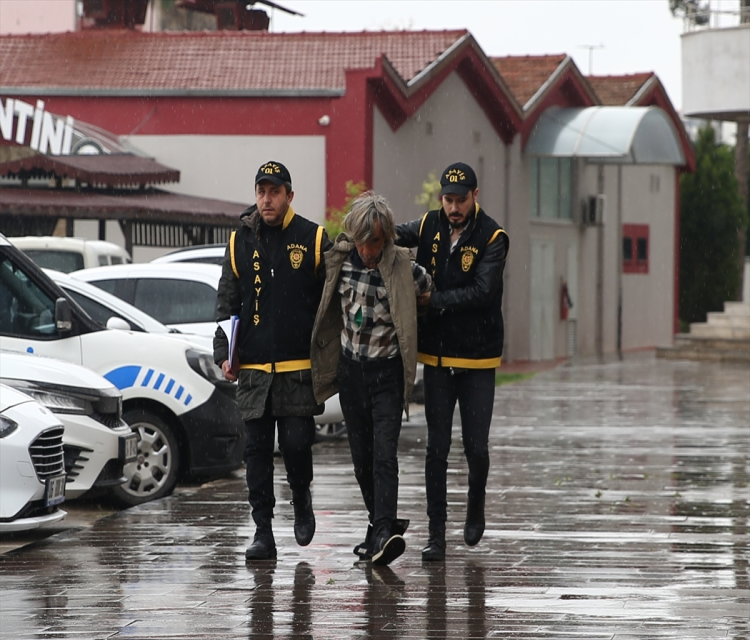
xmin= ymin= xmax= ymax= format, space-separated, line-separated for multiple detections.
xmin=354 ymin=518 xmax=409 ymax=560
xmin=371 ymin=533 xmax=405 ymax=566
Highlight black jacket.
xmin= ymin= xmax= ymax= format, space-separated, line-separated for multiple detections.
xmin=396 ymin=204 xmax=509 ymax=368
xmin=214 ymin=205 xmax=331 ymax=419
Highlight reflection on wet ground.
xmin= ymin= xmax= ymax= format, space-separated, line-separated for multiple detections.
xmin=1 ymin=353 xmax=748 ymax=639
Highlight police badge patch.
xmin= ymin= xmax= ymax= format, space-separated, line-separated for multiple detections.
xmin=289 ymin=247 xmax=304 ymax=269
xmin=461 ymin=248 xmax=475 ymax=272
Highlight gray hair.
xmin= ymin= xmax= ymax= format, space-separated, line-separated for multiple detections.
xmin=343 ymin=191 xmax=397 ymax=244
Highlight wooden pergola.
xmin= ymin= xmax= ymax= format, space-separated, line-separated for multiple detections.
xmin=0 ymin=154 xmax=245 ymax=253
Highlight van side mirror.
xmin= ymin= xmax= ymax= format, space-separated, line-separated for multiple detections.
xmin=55 ymin=297 xmax=72 ymax=334
xmin=106 ymin=316 xmax=131 ymax=331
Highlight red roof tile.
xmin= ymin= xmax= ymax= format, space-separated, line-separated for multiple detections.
xmin=587 ymin=73 xmax=655 ymax=106
xmin=490 ymin=54 xmax=568 ymax=107
xmin=0 ymin=30 xmax=468 ymax=93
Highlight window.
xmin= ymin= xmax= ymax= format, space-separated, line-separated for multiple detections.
xmin=64 ymin=289 xmax=143 ymax=331
xmin=0 ymin=254 xmax=57 ymax=337
xmin=622 ymin=224 xmax=649 ymax=274
xmin=22 ymin=249 xmax=84 ymax=274
xmin=90 ymin=278 xmax=136 ymax=304
xmin=133 ymin=279 xmax=216 ymax=325
xmin=531 ymin=157 xmax=573 ymax=220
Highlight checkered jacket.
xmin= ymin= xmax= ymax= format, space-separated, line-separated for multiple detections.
xmin=338 ymin=251 xmax=431 ymax=361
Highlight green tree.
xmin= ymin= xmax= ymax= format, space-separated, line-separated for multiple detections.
xmin=680 ymin=125 xmax=747 ymax=323
xmin=415 ymin=172 xmax=441 ymax=212
xmin=325 ymin=180 xmax=367 ymax=239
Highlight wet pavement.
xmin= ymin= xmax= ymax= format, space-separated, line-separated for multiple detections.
xmin=1 ymin=353 xmax=748 ymax=639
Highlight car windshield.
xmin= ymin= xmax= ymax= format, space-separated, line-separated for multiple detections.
xmin=23 ymin=250 xmax=84 ymax=274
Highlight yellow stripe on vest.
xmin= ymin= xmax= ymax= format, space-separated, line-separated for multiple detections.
xmin=417 ymin=353 xmax=501 ymax=369
xmin=314 ymin=226 xmax=323 ymax=274
xmin=418 ymin=212 xmax=429 ymax=237
xmin=229 ymin=230 xmax=239 ymax=278
xmin=239 ymin=359 xmax=312 ymax=373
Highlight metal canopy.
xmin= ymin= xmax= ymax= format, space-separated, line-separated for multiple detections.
xmin=526 ymin=106 xmax=686 ymax=165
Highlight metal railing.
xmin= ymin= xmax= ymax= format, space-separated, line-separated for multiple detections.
xmin=680 ymin=1 xmax=750 ymax=31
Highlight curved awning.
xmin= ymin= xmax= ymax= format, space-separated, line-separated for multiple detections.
xmin=526 ymin=106 xmax=687 ymax=165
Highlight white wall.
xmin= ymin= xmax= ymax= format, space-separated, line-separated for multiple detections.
xmin=682 ymin=25 xmax=750 ymax=118
xmin=0 ymin=0 xmax=76 ymax=34
xmin=372 ymin=72 xmax=506 ymax=226
xmin=129 ymin=135 xmax=328 ymax=224
xmin=620 ymin=164 xmax=676 ymax=350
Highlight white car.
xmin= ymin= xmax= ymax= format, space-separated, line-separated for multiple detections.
xmin=73 ymin=263 xmax=221 ymax=337
xmin=10 ymin=236 xmax=131 ymax=273
xmin=0 ymin=384 xmax=67 ymax=533
xmin=47 ymin=269 xmax=213 ymax=352
xmin=73 ymin=262 xmax=347 ymax=439
xmin=0 ymin=350 xmax=137 ymax=500
xmin=151 ymin=244 xmax=225 ymax=266
xmin=1 ymin=235 xmax=246 ymax=506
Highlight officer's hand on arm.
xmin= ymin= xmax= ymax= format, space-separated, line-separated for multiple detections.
xmin=395 ymin=219 xmax=422 ymax=248
xmin=417 ymin=291 xmax=432 ymax=307
xmin=221 ymin=360 xmax=237 ymax=382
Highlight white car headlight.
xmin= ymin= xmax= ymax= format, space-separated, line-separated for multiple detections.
xmin=26 ymin=390 xmax=90 ymax=414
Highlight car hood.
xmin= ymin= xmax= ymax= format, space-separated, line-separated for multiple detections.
xmin=0 ymin=350 xmax=116 ymax=394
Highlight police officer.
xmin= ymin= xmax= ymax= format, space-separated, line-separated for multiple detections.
xmin=396 ymin=162 xmax=509 ymax=561
xmin=214 ymin=161 xmax=331 ymax=561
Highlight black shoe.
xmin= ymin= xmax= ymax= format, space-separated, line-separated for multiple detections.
xmin=353 ymin=519 xmax=409 ymax=560
xmin=245 ymin=526 xmax=277 ymax=561
xmin=464 ymin=495 xmax=485 ymax=546
xmin=421 ymin=532 xmax=446 ymax=562
xmin=292 ymin=489 xmax=316 ymax=547
xmin=371 ymin=533 xmax=405 ymax=566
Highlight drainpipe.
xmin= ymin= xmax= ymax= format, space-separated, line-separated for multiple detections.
xmin=595 ymin=165 xmax=604 ymax=358
xmin=617 ymin=165 xmax=623 ymax=358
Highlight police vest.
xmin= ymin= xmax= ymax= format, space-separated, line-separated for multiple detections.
xmin=415 ymin=205 xmax=507 ymax=368
xmin=229 ymin=208 xmax=325 ymax=372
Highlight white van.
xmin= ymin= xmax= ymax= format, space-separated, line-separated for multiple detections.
xmin=10 ymin=236 xmax=131 ymax=273
xmin=0 ymin=234 xmax=245 ymax=506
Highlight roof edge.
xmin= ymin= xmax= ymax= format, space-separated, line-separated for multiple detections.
xmin=0 ymin=87 xmax=346 ymax=98
xmin=523 ymin=55 xmax=573 ymax=111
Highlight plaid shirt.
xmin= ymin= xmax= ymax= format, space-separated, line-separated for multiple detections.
xmin=338 ymin=249 xmax=431 ymax=361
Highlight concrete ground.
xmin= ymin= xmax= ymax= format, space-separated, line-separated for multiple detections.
xmin=0 ymin=352 xmax=748 ymax=639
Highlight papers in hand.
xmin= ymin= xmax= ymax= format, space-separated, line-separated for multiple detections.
xmin=218 ymin=315 xmax=240 ymax=375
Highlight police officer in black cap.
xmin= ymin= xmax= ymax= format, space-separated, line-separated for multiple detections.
xmin=214 ymin=161 xmax=331 ymax=561
xmin=396 ymin=161 xmax=509 ymax=561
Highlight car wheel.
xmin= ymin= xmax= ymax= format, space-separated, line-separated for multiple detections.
xmin=110 ymin=409 xmax=180 ymax=507
xmin=315 ymin=421 xmax=347 ymax=442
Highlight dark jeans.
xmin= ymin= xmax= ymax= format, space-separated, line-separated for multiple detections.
xmin=423 ymin=365 xmax=495 ymax=529
xmin=338 ymin=354 xmax=404 ymax=536
xmin=244 ymin=402 xmax=315 ymax=525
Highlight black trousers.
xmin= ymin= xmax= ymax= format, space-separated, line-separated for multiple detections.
xmin=338 ymin=355 xmax=404 ymax=537
xmin=423 ymin=365 xmax=495 ymax=529
xmin=244 ymin=400 xmax=315 ymax=525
